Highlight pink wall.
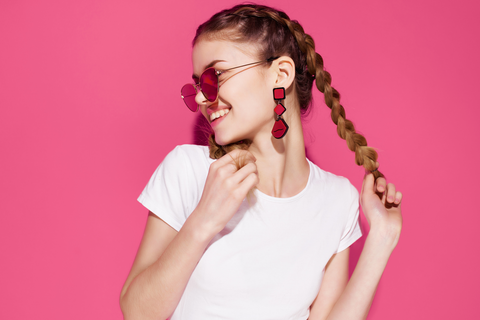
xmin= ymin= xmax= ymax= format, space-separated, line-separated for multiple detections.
xmin=1 ymin=0 xmax=479 ymax=319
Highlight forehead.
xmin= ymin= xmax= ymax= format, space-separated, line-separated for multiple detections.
xmin=192 ymin=40 xmax=257 ymax=74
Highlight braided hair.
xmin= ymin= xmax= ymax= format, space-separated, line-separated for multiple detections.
xmin=194 ymin=4 xmax=383 ymax=179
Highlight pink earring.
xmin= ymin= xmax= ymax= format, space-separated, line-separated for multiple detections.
xmin=271 ymin=87 xmax=289 ymax=139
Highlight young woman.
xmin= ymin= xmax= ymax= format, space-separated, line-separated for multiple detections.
xmin=120 ymin=4 xmax=403 ymax=320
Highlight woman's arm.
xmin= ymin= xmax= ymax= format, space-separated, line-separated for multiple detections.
xmin=120 ymin=211 xmax=218 ymax=319
xmin=322 ymin=227 xmax=397 ymax=320
xmin=120 ymin=150 xmax=259 ymax=319
xmin=308 ymin=249 xmax=350 ymax=319
xmin=310 ymin=173 xmax=403 ymax=320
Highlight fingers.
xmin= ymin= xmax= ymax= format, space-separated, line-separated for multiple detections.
xmin=209 ymin=149 xmax=258 ymax=194
xmin=362 ymin=170 xmax=403 ymax=204
xmin=376 ymin=180 xmax=403 ymax=207
xmin=236 ymin=171 xmax=260 ymax=197
xmin=375 ymin=177 xmax=386 ymax=193
xmin=361 ymin=173 xmax=375 ymax=197
xmin=231 ymin=162 xmax=258 ymax=185
xmin=385 ymin=183 xmax=396 ymax=203
xmin=394 ymin=191 xmax=403 ymax=205
xmin=221 ymin=150 xmax=258 ymax=198
xmin=212 ymin=149 xmax=256 ymax=175
xmin=227 ymin=149 xmax=256 ymax=165
xmin=215 ymin=149 xmax=255 ymax=167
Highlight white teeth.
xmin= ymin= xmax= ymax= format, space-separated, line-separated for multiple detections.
xmin=210 ymin=108 xmax=230 ymax=121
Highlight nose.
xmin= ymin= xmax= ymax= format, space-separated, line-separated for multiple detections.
xmin=195 ymin=88 xmax=218 ymax=112
xmin=194 ymin=87 xmax=207 ymax=107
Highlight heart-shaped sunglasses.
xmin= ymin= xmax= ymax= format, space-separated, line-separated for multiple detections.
xmin=181 ymin=56 xmax=279 ymax=112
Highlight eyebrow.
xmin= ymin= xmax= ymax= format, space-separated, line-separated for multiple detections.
xmin=192 ymin=59 xmax=226 ymax=80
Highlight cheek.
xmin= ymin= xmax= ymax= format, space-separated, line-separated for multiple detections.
xmin=246 ymin=84 xmax=275 ymax=117
xmin=226 ymin=76 xmax=272 ymax=112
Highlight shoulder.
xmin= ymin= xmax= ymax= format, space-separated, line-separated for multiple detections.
xmin=308 ymin=160 xmax=359 ymax=200
xmin=167 ymin=144 xmax=210 ymax=160
xmin=163 ymin=144 xmax=212 ymax=168
xmin=148 ymin=144 xmax=212 ymax=185
xmin=139 ymin=145 xmax=211 ymax=230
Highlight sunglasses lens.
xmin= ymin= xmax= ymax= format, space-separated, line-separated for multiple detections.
xmin=181 ymin=84 xmax=198 ymax=112
xmin=200 ymin=68 xmax=218 ymax=102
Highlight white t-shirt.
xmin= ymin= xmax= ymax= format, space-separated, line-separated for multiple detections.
xmin=138 ymin=144 xmax=362 ymax=320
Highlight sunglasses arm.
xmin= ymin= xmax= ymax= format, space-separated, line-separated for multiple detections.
xmin=217 ymin=56 xmax=280 ymax=75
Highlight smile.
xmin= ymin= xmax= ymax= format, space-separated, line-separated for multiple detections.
xmin=210 ymin=109 xmax=230 ymax=122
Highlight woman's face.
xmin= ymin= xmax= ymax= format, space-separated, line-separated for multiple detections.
xmin=192 ymin=39 xmax=277 ymax=146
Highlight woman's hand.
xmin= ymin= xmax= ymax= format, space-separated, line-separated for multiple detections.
xmin=360 ymin=168 xmax=403 ymax=247
xmin=192 ymin=149 xmax=259 ymax=237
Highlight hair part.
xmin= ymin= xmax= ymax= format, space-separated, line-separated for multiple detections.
xmin=195 ymin=4 xmax=383 ymax=179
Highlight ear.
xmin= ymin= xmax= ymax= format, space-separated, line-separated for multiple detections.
xmin=271 ymin=56 xmax=295 ymax=90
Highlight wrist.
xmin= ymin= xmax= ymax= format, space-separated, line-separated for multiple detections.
xmin=184 ymin=209 xmax=219 ymax=243
xmin=367 ymin=224 xmax=401 ymax=251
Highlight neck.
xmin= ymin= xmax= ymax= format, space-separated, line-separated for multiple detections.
xmin=248 ymin=108 xmax=310 ymax=198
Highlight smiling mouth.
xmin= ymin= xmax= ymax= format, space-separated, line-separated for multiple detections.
xmin=210 ymin=109 xmax=230 ymax=122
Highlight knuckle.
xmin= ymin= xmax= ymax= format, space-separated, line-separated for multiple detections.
xmin=252 ymin=173 xmax=260 ymax=185
xmin=232 ymin=189 xmax=245 ymax=201
xmin=227 ymin=149 xmax=241 ymax=157
xmin=246 ymin=172 xmax=259 ymax=187
xmin=217 ymin=168 xmax=229 ymax=179
xmin=210 ymin=161 xmax=220 ymax=171
xmin=243 ymin=150 xmax=253 ymax=157
xmin=223 ymin=177 xmax=235 ymax=190
xmin=245 ymin=162 xmax=257 ymax=172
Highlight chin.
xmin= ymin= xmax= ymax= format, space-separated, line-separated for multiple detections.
xmin=214 ymin=135 xmax=234 ymax=146
xmin=213 ymin=131 xmax=244 ymax=146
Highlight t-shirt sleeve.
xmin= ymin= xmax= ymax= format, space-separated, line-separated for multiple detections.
xmin=336 ymin=182 xmax=363 ymax=253
xmin=137 ymin=146 xmax=199 ymax=231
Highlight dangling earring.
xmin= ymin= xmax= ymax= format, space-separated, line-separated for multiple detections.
xmin=271 ymin=87 xmax=289 ymax=139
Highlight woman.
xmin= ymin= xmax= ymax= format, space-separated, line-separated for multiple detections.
xmin=120 ymin=4 xmax=403 ymax=320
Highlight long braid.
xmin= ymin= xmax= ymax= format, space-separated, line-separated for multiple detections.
xmin=288 ymin=22 xmax=383 ymax=178
xmin=197 ymin=5 xmax=383 ymax=179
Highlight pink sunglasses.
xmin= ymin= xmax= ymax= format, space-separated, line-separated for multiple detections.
xmin=181 ymin=56 xmax=279 ymax=112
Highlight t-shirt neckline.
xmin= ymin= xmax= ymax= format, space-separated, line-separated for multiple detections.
xmin=203 ymin=146 xmax=313 ymax=203
xmin=253 ymin=159 xmax=313 ymax=203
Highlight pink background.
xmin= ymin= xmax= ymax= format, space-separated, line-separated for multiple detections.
xmin=1 ymin=0 xmax=479 ymax=319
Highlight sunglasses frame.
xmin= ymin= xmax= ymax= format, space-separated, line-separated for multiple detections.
xmin=181 ymin=56 xmax=279 ymax=112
